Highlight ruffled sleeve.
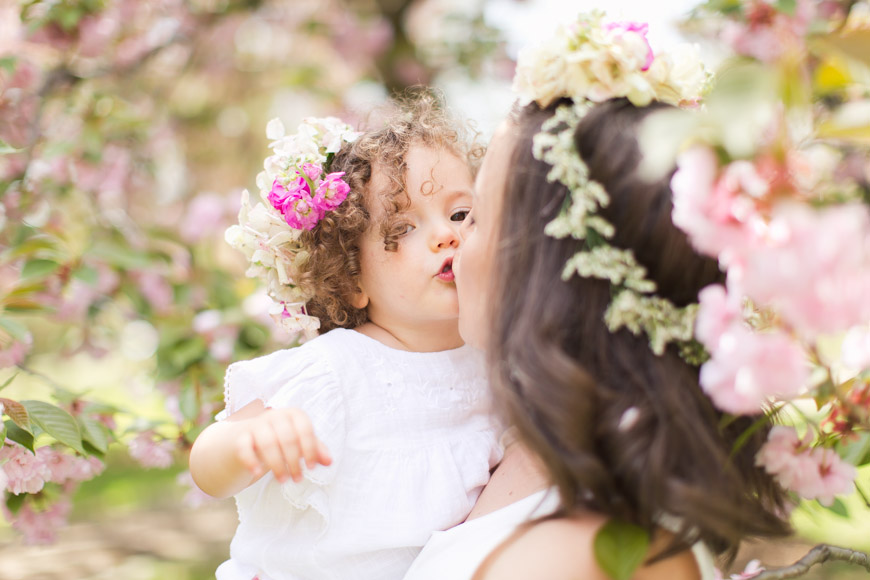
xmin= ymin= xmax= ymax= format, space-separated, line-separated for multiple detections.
xmin=265 ymin=364 xmax=346 ymax=528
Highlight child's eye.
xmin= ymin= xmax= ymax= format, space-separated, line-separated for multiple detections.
xmin=451 ymin=208 xmax=471 ymax=222
xmin=400 ymin=223 xmax=415 ymax=235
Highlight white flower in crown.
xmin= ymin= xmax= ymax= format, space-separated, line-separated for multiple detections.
xmin=226 ymin=117 xmax=361 ymax=338
xmin=513 ymin=11 xmax=708 ymax=108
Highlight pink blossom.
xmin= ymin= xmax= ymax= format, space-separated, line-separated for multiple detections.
xmin=133 ymin=271 xmax=174 ymax=314
xmin=605 ymin=21 xmax=654 ymax=70
xmin=300 ymin=162 xmax=322 ymax=181
xmin=5 ymin=498 xmax=72 ymax=545
xmin=671 ymin=147 xmax=759 ymax=261
xmin=0 ymin=443 xmax=51 ymax=495
xmin=38 ymin=447 xmax=104 ymax=485
xmin=842 ymin=326 xmax=870 ymax=371
xmin=700 ymin=326 xmax=808 ymax=414
xmin=0 ymin=333 xmax=32 ymax=369
xmin=283 ymin=190 xmax=324 ymax=230
xmin=314 ymin=172 xmax=350 ymax=211
xmin=695 ymin=284 xmax=741 ymax=351
xmin=757 ymin=426 xmax=856 ymax=505
xmin=740 ymin=203 xmax=870 ymax=337
xmin=128 ymin=431 xmax=175 ymax=469
xmin=721 ymin=0 xmax=813 ymax=63
xmin=180 ymin=192 xmax=228 ymax=243
xmin=76 ymin=13 xmax=121 ymax=59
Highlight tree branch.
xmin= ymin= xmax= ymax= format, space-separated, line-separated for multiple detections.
xmin=754 ymin=544 xmax=870 ymax=580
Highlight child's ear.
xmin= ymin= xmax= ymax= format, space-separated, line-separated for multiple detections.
xmin=350 ymin=288 xmax=369 ymax=310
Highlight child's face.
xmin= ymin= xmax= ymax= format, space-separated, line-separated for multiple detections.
xmin=355 ymin=145 xmax=473 ymax=334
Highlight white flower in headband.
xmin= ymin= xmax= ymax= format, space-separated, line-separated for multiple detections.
xmin=226 ymin=117 xmax=361 ymax=338
xmin=516 ymin=11 xmax=709 ymax=360
xmin=513 ymin=10 xmax=708 ymax=108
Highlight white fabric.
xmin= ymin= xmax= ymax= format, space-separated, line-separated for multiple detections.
xmin=403 ymin=488 xmax=560 ymax=580
xmin=215 ymin=328 xmax=503 ymax=580
xmin=403 ymin=487 xmax=717 ymax=580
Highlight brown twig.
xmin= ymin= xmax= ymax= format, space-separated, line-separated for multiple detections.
xmin=754 ymin=544 xmax=870 ymax=579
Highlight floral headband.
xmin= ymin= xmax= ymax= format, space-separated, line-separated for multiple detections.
xmin=514 ymin=11 xmax=710 ymax=361
xmin=225 ymin=116 xmax=361 ymax=338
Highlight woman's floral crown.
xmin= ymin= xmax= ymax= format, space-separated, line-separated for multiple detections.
xmin=225 ymin=116 xmax=361 ymax=338
xmin=515 ymin=11 xmax=710 ymax=361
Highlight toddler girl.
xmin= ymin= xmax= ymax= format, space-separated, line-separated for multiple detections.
xmin=189 ymin=95 xmax=502 ymax=580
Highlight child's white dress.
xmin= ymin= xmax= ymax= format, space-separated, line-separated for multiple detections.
xmin=215 ymin=328 xmax=503 ymax=580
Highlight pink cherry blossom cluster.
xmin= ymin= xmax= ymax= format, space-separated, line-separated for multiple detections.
xmin=719 ymin=0 xmax=817 ymax=63
xmin=756 ymin=426 xmax=856 ymax=506
xmin=266 ymin=163 xmax=350 ymax=230
xmin=0 ymin=443 xmax=105 ymax=544
xmin=127 ymin=430 xmax=175 ymax=469
xmin=670 ymin=140 xmax=870 ymax=504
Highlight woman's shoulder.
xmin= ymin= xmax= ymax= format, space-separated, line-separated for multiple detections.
xmin=475 ymin=515 xmax=703 ymax=580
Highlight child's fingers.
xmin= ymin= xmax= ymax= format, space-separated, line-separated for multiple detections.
xmin=288 ymin=411 xmax=318 ymax=470
xmin=235 ymin=430 xmax=263 ymax=476
xmin=315 ymin=439 xmax=332 ymax=466
xmin=267 ymin=416 xmax=303 ymax=483
xmin=253 ymin=423 xmax=294 ymax=483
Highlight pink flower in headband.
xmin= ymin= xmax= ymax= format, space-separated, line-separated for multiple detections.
xmin=605 ymin=21 xmax=654 ymax=71
xmin=315 ymin=171 xmax=350 ymax=211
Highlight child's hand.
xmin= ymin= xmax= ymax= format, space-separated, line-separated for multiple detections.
xmin=234 ymin=407 xmax=332 ymax=484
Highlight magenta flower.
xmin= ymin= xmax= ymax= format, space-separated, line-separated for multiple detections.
xmin=301 ymin=162 xmax=323 ymax=181
xmin=283 ymin=191 xmax=324 ymax=230
xmin=315 ymin=171 xmax=350 ymax=211
xmin=605 ymin=21 xmax=654 ymax=70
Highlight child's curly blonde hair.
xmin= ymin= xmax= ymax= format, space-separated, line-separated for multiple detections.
xmin=297 ymin=91 xmax=484 ymax=332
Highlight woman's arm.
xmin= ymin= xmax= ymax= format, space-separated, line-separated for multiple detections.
xmin=188 ymin=400 xmax=331 ymax=498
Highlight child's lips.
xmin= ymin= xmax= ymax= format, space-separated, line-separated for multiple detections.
xmin=436 ymin=257 xmax=455 ymax=282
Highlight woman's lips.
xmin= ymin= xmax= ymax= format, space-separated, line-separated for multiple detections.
xmin=437 ymin=257 xmax=455 ymax=282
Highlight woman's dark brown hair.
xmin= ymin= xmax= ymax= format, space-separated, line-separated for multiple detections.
xmin=489 ymin=97 xmax=790 ymax=559
xmin=298 ymin=91 xmax=483 ymax=331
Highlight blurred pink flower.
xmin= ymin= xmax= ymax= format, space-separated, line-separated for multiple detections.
xmin=740 ymin=203 xmax=870 ymax=337
xmin=700 ymin=325 xmax=808 ymax=414
xmin=842 ymin=326 xmax=870 ymax=371
xmin=38 ymin=447 xmax=105 ymax=485
xmin=695 ymin=284 xmax=741 ymax=350
xmin=0 ymin=333 xmax=32 ymax=369
xmin=128 ymin=431 xmax=174 ymax=469
xmin=133 ymin=271 xmax=174 ymax=314
xmin=722 ymin=0 xmax=814 ymax=63
xmin=180 ymin=192 xmax=228 ymax=244
xmin=76 ymin=13 xmax=121 ymax=59
xmin=0 ymin=443 xmax=51 ymax=495
xmin=757 ymin=426 xmax=856 ymax=505
xmin=605 ymin=21 xmax=654 ymax=70
xmin=5 ymin=498 xmax=71 ymax=545
xmin=314 ymin=172 xmax=350 ymax=211
xmin=671 ymin=147 xmax=761 ymax=261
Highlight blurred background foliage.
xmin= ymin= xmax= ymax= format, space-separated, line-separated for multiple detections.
xmin=2 ymin=0 xmax=870 ymax=579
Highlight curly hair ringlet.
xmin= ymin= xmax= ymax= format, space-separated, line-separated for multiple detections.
xmin=489 ymin=98 xmax=791 ymax=563
xmin=297 ymin=89 xmax=484 ymax=332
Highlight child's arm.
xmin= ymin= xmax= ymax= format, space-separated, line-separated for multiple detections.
xmin=189 ymin=399 xmax=333 ymax=499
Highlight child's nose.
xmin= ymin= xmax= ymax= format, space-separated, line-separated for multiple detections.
xmin=431 ymin=221 xmax=460 ymax=250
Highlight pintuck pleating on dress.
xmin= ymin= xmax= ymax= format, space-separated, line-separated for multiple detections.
xmin=216 ymin=328 xmax=503 ymax=580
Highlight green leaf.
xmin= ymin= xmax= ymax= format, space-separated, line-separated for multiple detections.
xmin=594 ymin=520 xmax=650 ymax=580
xmin=21 ymin=400 xmax=84 ymax=454
xmin=0 ymin=139 xmax=20 ymax=155
xmin=823 ymin=497 xmax=850 ymax=518
xmin=20 ymin=259 xmax=60 ymax=281
xmin=0 ymin=57 xmax=15 ymax=74
xmin=839 ymin=432 xmax=870 ymax=466
xmin=775 ymin=0 xmax=796 ymax=15
xmin=0 ymin=372 xmax=18 ymax=393
xmin=5 ymin=492 xmax=26 ymax=516
xmin=179 ymin=380 xmax=200 ymax=422
xmin=78 ymin=417 xmax=109 ymax=454
xmin=5 ymin=420 xmax=34 ymax=452
xmin=72 ymin=264 xmax=100 ymax=286
xmin=89 ymin=241 xmax=152 ymax=269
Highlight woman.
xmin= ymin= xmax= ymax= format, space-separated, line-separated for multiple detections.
xmin=403 ymin=96 xmax=790 ymax=580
